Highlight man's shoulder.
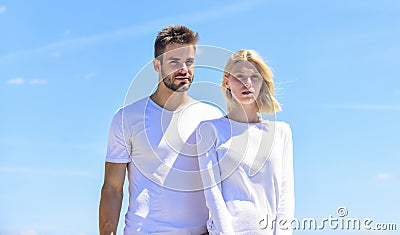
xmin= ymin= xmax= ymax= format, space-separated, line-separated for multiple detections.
xmin=123 ymin=97 xmax=150 ymax=110
xmin=198 ymin=117 xmax=227 ymax=131
xmin=187 ymin=99 xmax=224 ymax=119
xmin=109 ymin=97 xmax=152 ymax=122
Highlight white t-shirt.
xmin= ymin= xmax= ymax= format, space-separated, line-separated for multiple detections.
xmin=197 ymin=117 xmax=295 ymax=235
xmin=106 ymin=97 xmax=223 ymax=235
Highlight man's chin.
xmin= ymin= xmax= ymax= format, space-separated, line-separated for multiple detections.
xmin=175 ymin=83 xmax=191 ymax=92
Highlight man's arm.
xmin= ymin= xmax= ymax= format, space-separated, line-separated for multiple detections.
xmin=99 ymin=162 xmax=128 ymax=235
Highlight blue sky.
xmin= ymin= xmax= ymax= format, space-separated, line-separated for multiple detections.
xmin=1 ymin=0 xmax=399 ymax=234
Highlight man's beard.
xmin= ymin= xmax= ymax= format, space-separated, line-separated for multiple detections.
xmin=162 ymin=71 xmax=194 ymax=92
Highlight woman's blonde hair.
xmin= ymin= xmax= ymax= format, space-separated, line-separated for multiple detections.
xmin=222 ymin=49 xmax=281 ymax=114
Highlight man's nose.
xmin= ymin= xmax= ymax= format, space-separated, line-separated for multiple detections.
xmin=178 ymin=62 xmax=188 ymax=73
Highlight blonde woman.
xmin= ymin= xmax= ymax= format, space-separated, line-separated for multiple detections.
xmin=197 ymin=50 xmax=294 ymax=234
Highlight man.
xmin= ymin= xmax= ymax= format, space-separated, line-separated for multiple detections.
xmin=99 ymin=25 xmax=222 ymax=235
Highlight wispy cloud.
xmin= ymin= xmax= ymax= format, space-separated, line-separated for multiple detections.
xmin=29 ymin=79 xmax=47 ymax=85
xmin=0 ymin=166 xmax=96 ymax=178
xmin=7 ymin=77 xmax=24 ymax=85
xmin=0 ymin=137 xmax=105 ymax=154
xmin=50 ymin=52 xmax=61 ymax=58
xmin=0 ymin=1 xmax=264 ymax=63
xmin=6 ymin=77 xmax=47 ymax=85
xmin=326 ymin=104 xmax=400 ymax=111
xmin=84 ymin=72 xmax=96 ymax=80
xmin=0 ymin=5 xmax=6 ymax=14
xmin=64 ymin=30 xmax=71 ymax=36
xmin=20 ymin=230 xmax=37 ymax=235
xmin=376 ymin=173 xmax=394 ymax=181
xmin=394 ymin=89 xmax=400 ymax=96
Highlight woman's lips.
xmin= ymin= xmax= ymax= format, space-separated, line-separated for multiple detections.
xmin=241 ymin=90 xmax=253 ymax=95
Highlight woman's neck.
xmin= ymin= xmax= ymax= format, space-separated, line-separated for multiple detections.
xmin=227 ymin=104 xmax=261 ymax=123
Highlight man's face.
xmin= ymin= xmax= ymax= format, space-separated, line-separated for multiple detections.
xmin=158 ymin=44 xmax=195 ymax=92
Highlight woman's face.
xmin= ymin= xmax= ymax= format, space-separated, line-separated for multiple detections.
xmin=225 ymin=61 xmax=264 ymax=106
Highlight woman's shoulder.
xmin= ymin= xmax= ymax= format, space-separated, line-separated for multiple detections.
xmin=197 ymin=117 xmax=230 ymax=135
xmin=199 ymin=116 xmax=228 ymax=126
xmin=274 ymin=120 xmax=291 ymax=130
xmin=263 ymin=120 xmax=292 ymax=136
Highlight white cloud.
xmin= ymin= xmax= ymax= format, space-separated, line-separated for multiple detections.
xmin=0 ymin=5 xmax=6 ymax=14
xmin=7 ymin=77 xmax=24 ymax=85
xmin=6 ymin=78 xmax=47 ymax=85
xmin=51 ymin=52 xmax=61 ymax=58
xmin=376 ymin=173 xmax=394 ymax=180
xmin=29 ymin=79 xmax=47 ymax=85
xmin=0 ymin=1 xmax=264 ymax=63
xmin=327 ymin=104 xmax=400 ymax=111
xmin=0 ymin=166 xmax=95 ymax=178
xmin=84 ymin=72 xmax=96 ymax=80
xmin=20 ymin=230 xmax=37 ymax=235
xmin=353 ymin=104 xmax=400 ymax=111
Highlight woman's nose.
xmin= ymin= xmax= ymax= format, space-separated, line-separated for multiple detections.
xmin=241 ymin=78 xmax=252 ymax=87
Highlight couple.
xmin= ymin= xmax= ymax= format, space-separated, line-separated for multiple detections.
xmin=99 ymin=25 xmax=294 ymax=235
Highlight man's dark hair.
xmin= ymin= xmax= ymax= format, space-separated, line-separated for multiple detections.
xmin=154 ymin=25 xmax=199 ymax=59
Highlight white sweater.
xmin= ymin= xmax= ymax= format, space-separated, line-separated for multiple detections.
xmin=196 ymin=117 xmax=295 ymax=235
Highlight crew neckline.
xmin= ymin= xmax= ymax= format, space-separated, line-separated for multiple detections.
xmin=147 ymin=96 xmax=196 ymax=113
xmin=221 ymin=116 xmax=269 ymax=126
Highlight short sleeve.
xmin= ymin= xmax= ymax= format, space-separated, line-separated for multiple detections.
xmin=105 ymin=108 xmax=132 ymax=163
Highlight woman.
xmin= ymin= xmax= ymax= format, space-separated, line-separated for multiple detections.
xmin=196 ymin=49 xmax=294 ymax=234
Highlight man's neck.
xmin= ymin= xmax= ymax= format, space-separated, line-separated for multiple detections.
xmin=150 ymin=87 xmax=191 ymax=111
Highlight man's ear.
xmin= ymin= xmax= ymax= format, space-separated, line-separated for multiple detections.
xmin=153 ymin=59 xmax=161 ymax=72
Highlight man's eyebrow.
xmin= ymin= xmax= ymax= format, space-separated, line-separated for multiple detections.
xmin=167 ymin=57 xmax=181 ymax=61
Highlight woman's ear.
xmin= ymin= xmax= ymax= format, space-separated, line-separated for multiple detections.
xmin=224 ymin=73 xmax=230 ymax=89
